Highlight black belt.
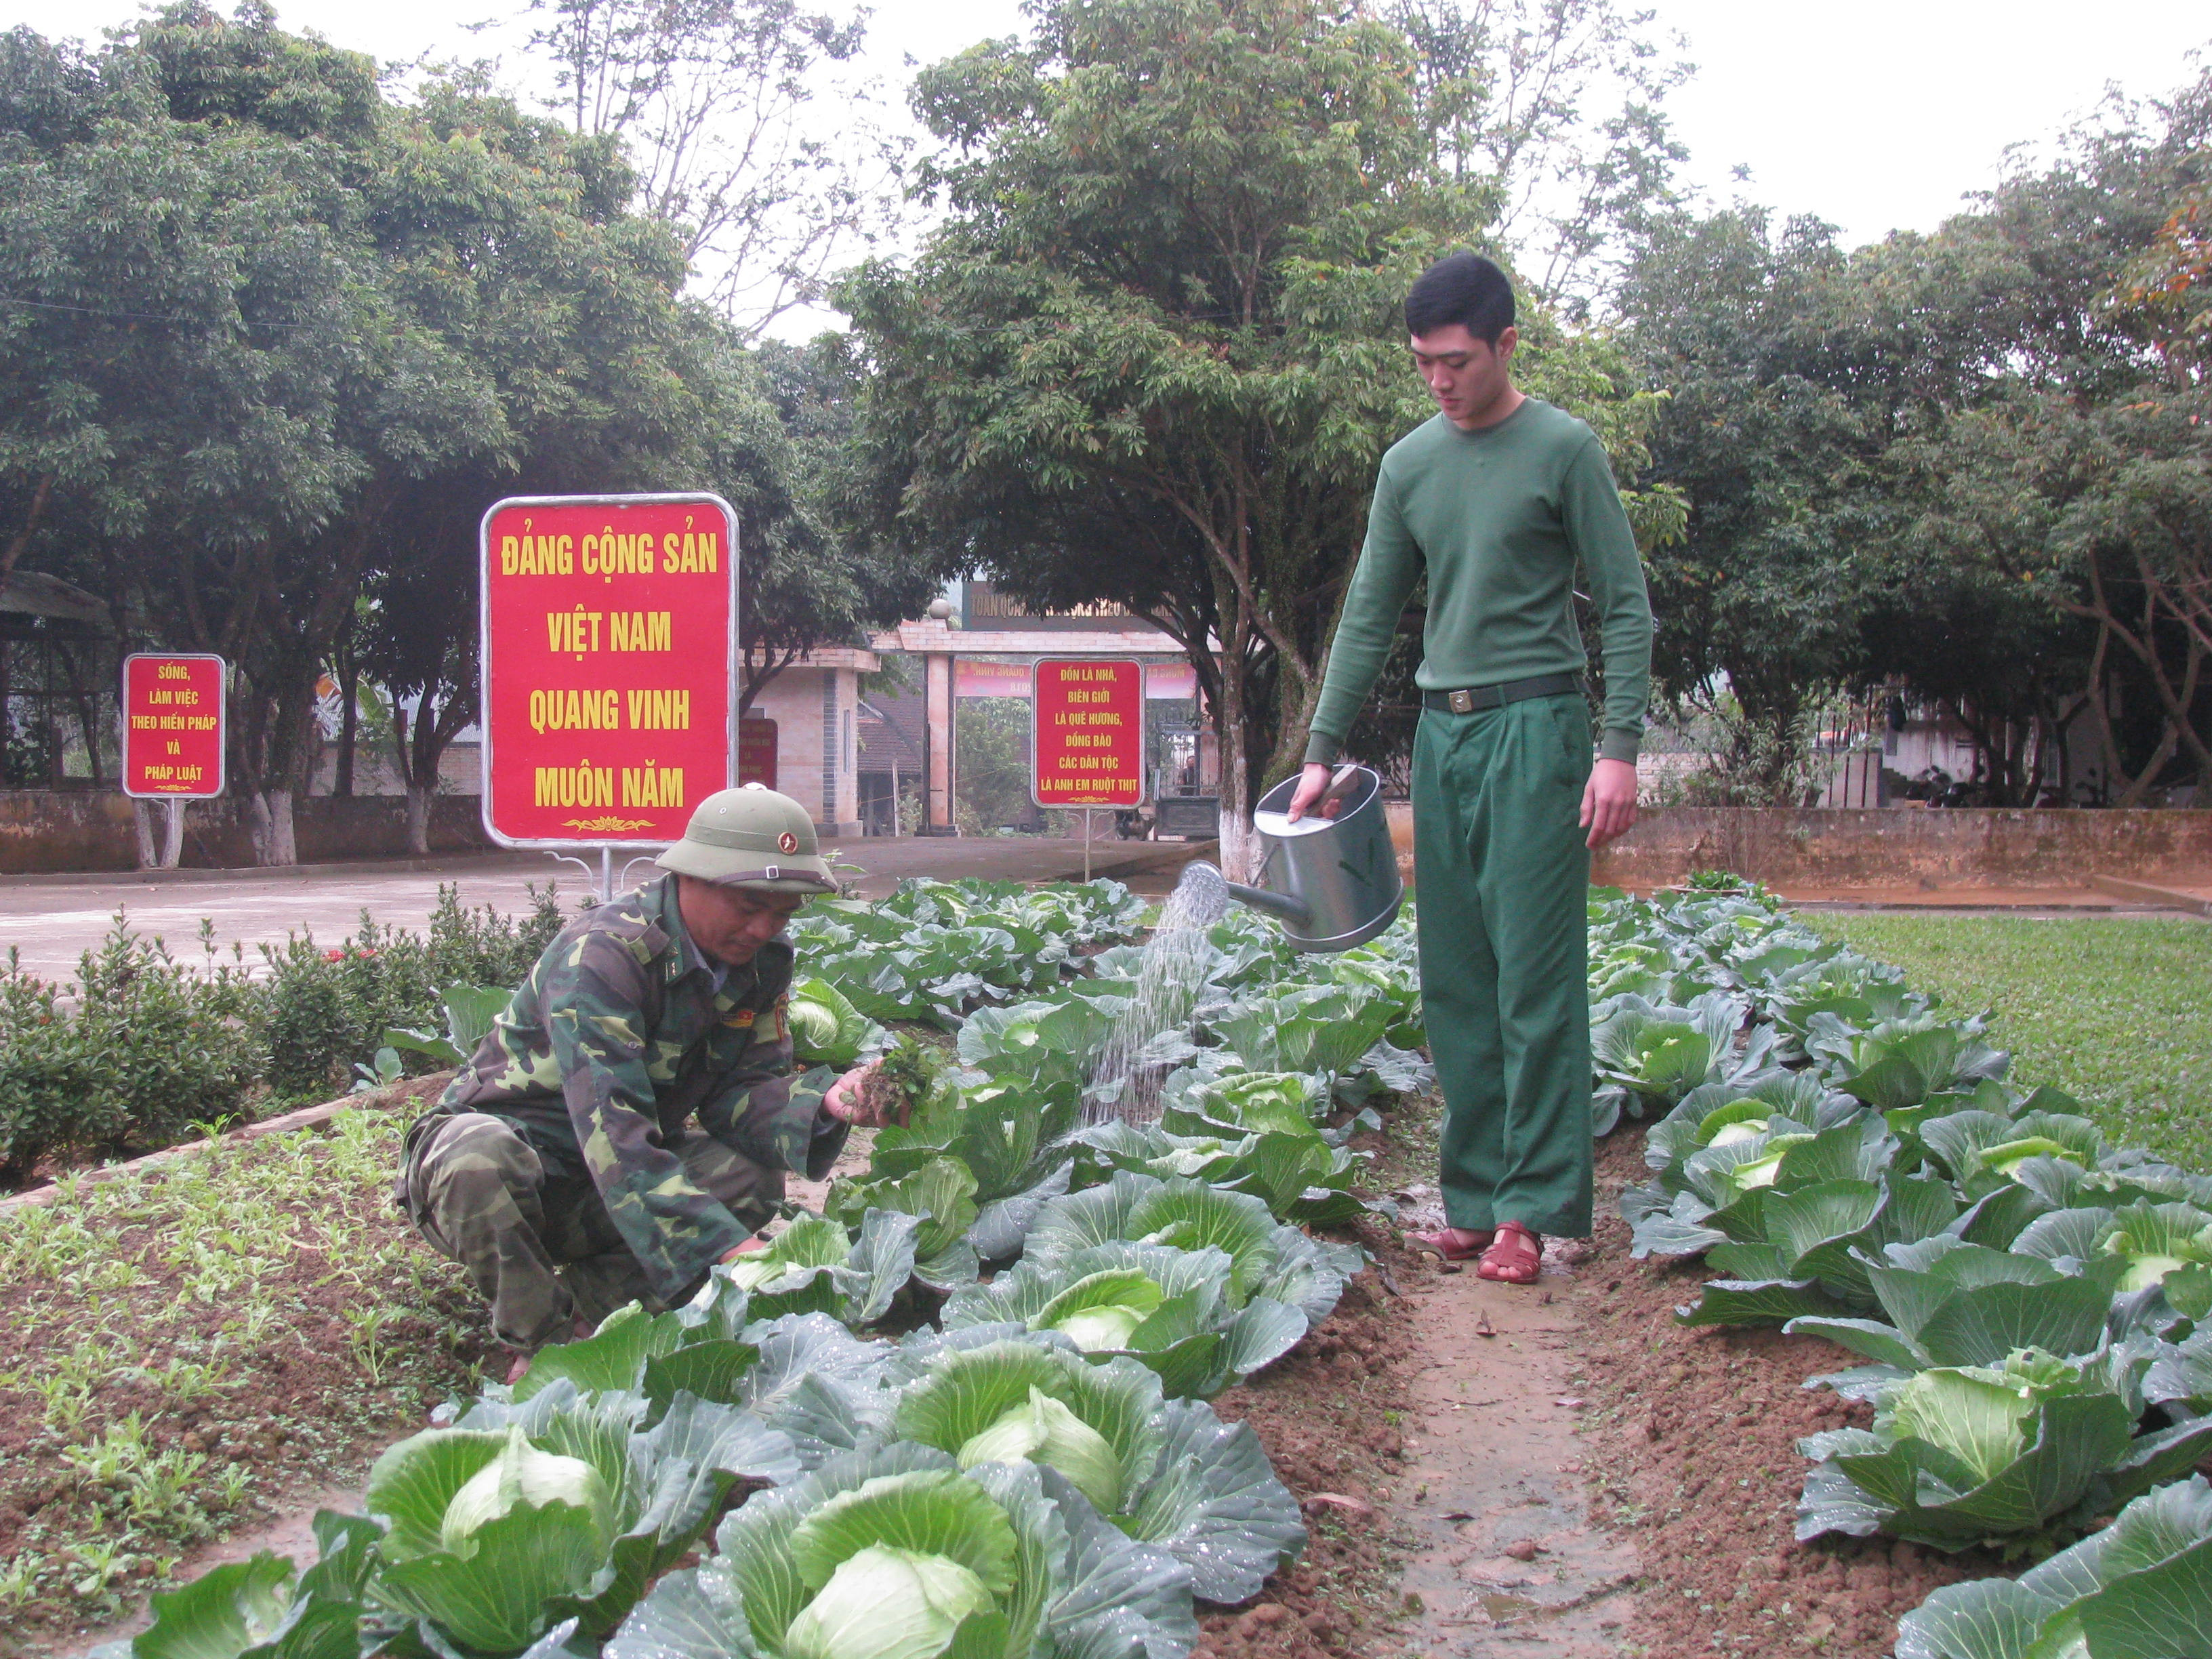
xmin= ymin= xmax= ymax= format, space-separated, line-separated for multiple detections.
xmin=1421 ymin=672 xmax=1584 ymax=714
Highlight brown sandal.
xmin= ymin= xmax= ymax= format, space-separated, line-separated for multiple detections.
xmin=1477 ymin=1221 xmax=1543 ymax=1284
xmin=1408 ymin=1227 xmax=1495 ymax=1262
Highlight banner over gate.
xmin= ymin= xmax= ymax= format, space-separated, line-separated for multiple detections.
xmin=480 ymin=493 xmax=737 ymax=847
xmin=1032 ymin=657 xmax=1145 ymax=809
xmin=121 ymin=653 xmax=226 ymax=798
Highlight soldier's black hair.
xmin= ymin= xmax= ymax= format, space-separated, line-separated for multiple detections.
xmin=1404 ymin=251 xmax=1515 ymax=346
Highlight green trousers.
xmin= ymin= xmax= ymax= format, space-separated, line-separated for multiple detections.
xmin=1412 ymin=693 xmax=1593 ymax=1239
xmin=399 ymin=1111 xmax=777 ymax=1349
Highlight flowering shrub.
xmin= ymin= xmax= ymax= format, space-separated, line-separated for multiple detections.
xmin=260 ymin=884 xmax=567 ymax=1097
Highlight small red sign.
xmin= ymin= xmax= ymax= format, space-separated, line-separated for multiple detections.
xmin=121 ymin=654 xmax=226 ymax=798
xmin=1033 ymin=657 xmax=1145 ymax=808
xmin=739 ymin=716 xmax=778 ymax=789
xmin=480 ymin=494 xmax=737 ymax=846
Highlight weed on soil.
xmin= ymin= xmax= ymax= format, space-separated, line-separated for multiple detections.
xmin=0 ymin=1078 xmax=488 ymax=1654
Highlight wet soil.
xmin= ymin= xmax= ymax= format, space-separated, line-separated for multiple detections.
xmin=1185 ymin=1098 xmax=1647 ymax=1659
xmin=1389 ymin=1235 xmax=1638 ymax=1658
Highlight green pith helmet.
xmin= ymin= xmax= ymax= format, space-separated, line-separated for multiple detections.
xmin=655 ymin=784 xmax=836 ymax=893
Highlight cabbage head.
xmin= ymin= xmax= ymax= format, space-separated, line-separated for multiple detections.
xmin=941 ymin=1241 xmax=1307 ymax=1401
xmin=1893 ymin=1476 xmax=2212 ymax=1659
xmin=788 ymin=977 xmax=878 ymax=1067
xmin=361 ymin=1385 xmax=798 ymax=1654
xmin=1795 ymin=1348 xmax=2212 ymax=1552
xmin=605 ymin=1443 xmax=1199 ymax=1659
xmin=888 ymin=1332 xmax=1306 ymax=1603
xmin=1022 ymin=1170 xmax=1364 ymax=1324
xmin=2099 ymin=1200 xmax=2212 ymax=1294
xmin=440 ymin=1427 xmax=615 ymax=1558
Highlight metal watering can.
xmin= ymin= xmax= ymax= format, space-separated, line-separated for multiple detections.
xmin=1187 ymin=764 xmax=1404 ymax=952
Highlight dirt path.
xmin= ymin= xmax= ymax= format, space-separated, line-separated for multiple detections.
xmin=1383 ymin=1199 xmax=1640 ymax=1659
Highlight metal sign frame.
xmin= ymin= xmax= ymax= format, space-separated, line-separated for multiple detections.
xmin=119 ymin=651 xmax=228 ymax=800
xmin=1029 ymin=655 xmax=1147 ymax=811
xmin=477 ymin=491 xmax=739 ymax=860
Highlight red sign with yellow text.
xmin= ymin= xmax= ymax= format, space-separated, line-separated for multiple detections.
xmin=121 ymin=653 xmax=226 ymax=798
xmin=738 ymin=717 xmax=777 ymax=789
xmin=1032 ymin=657 xmax=1145 ymax=808
xmin=480 ymin=494 xmax=737 ymax=846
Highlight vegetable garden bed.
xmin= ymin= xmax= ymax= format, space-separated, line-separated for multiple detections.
xmin=18 ymin=874 xmax=2212 ymax=1659
xmin=1589 ymin=883 xmax=2212 ymax=1658
xmin=19 ymin=877 xmax=1439 ymax=1659
xmin=0 ymin=1078 xmax=493 ymax=1654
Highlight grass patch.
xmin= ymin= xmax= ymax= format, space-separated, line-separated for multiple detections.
xmin=0 ymin=1083 xmax=490 ymax=1653
xmin=1805 ymin=912 xmax=2212 ymax=1170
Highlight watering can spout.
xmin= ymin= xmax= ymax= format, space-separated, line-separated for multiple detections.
xmin=1223 ymin=880 xmax=1311 ymax=928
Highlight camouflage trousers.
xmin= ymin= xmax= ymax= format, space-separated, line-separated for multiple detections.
xmin=398 ymin=1111 xmax=781 ymax=1350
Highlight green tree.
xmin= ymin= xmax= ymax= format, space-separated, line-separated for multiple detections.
xmin=1615 ymin=207 xmax=1881 ymax=795
xmin=840 ymin=0 xmax=1677 ymax=869
xmin=0 ymin=12 xmax=421 ymax=859
xmin=1621 ymin=66 xmax=2211 ymax=803
xmin=1387 ymin=0 xmax=1690 ymax=302
xmin=745 ymin=338 xmax=940 ymax=710
xmin=0 ymin=6 xmax=855 ymax=861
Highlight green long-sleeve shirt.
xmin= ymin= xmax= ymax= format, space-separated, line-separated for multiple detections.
xmin=1304 ymin=398 xmax=1653 ymax=767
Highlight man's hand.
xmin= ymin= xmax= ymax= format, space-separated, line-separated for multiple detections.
xmin=1580 ymin=757 xmax=1640 ymax=849
xmin=823 ymin=1062 xmax=893 ymax=1127
xmin=1284 ymin=762 xmax=1341 ymax=824
xmin=720 ymin=1235 xmax=769 ymax=1265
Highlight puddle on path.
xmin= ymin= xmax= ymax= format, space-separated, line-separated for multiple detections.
xmin=1392 ymin=1227 xmax=1639 ymax=1658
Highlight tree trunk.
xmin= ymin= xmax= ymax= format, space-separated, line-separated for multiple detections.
xmin=405 ymin=783 xmax=433 ymax=857
xmin=1216 ymin=636 xmax=1254 ymax=880
xmin=245 ymin=789 xmax=297 ymax=865
xmin=133 ymin=798 xmax=158 ymax=869
xmin=335 ymin=649 xmax=359 ymax=798
xmin=163 ymin=800 xmax=186 ymax=867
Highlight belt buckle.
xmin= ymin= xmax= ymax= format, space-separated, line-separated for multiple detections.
xmin=1447 ymin=689 xmax=1475 ymax=714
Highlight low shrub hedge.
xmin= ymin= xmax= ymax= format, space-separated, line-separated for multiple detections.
xmin=0 ymin=883 xmax=570 ymax=1183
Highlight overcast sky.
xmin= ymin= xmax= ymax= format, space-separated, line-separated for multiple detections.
xmin=5 ymin=0 xmax=2206 ymax=323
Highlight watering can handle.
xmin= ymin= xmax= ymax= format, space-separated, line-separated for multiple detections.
xmin=1308 ymin=763 xmax=1361 ymax=820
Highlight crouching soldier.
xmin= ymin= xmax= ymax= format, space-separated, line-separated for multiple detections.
xmin=395 ymin=785 xmax=890 ymax=1378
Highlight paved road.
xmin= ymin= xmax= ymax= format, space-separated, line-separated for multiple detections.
xmin=0 ymin=837 xmax=1210 ymax=985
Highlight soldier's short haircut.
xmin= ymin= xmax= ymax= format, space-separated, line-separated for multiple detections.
xmin=1405 ymin=251 xmax=1515 ymax=346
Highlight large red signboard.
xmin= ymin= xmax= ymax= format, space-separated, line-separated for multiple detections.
xmin=121 ymin=653 xmax=226 ymax=798
xmin=480 ymin=494 xmax=737 ymax=846
xmin=1032 ymin=657 xmax=1145 ymax=808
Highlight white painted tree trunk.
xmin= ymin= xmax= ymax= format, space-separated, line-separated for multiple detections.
xmin=1216 ymin=804 xmax=1256 ymax=884
xmin=132 ymin=800 xmax=190 ymax=867
xmin=404 ymin=785 xmax=433 ymax=857
xmin=132 ymin=798 xmax=158 ymax=868
xmin=247 ymin=790 xmax=297 ymax=865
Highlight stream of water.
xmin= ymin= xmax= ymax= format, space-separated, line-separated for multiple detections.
xmin=1083 ymin=861 xmax=1231 ymax=1124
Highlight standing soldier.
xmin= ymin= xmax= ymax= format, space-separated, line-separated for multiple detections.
xmin=396 ymin=785 xmax=891 ymax=1377
xmin=1288 ymin=252 xmax=1651 ymax=1285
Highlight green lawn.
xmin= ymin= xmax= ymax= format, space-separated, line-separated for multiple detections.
xmin=1805 ymin=912 xmax=2212 ymax=1172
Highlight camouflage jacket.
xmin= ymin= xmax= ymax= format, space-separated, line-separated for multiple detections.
xmin=419 ymin=874 xmax=845 ymax=1296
